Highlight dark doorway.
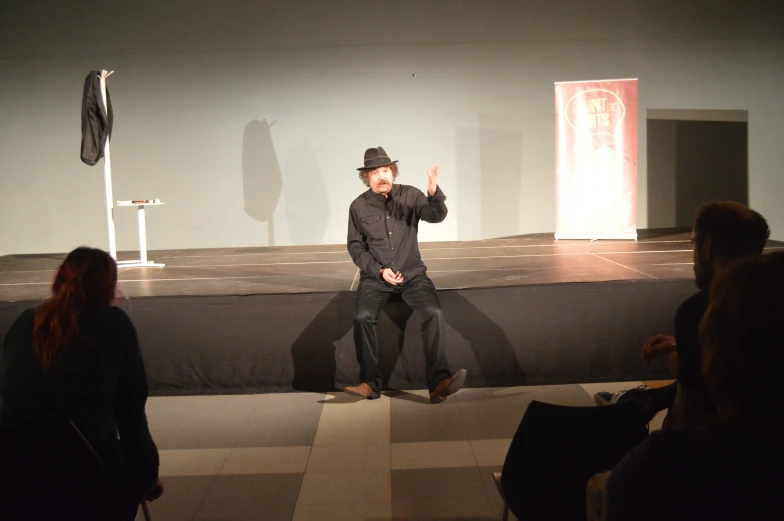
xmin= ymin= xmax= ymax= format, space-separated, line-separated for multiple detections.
xmin=647 ymin=110 xmax=748 ymax=228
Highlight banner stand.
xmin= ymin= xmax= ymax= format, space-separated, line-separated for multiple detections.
xmin=554 ymin=78 xmax=639 ymax=241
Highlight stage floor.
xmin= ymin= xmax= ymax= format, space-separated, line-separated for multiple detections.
xmin=3 ymin=229 xmax=782 ymax=302
xmin=0 ymin=229 xmax=737 ymax=301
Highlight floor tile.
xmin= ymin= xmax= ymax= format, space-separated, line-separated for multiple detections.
xmin=477 ymin=465 xmax=507 ymax=516
xmin=159 ymin=448 xmax=231 ymax=477
xmin=471 ymin=439 xmax=512 ymax=467
xmin=391 ymin=468 xmax=495 ymax=519
xmin=220 ymin=446 xmax=311 ymax=475
xmin=389 ymin=390 xmax=469 ymax=443
xmin=319 ymin=392 xmax=391 ymax=423
xmin=234 ymin=392 xmax=325 ymax=448
xmin=312 ymin=417 xmax=391 ymax=446
xmin=306 ymin=442 xmax=390 ymax=472
xmin=391 ymin=441 xmax=476 ymax=470
xmin=457 ymin=385 xmax=594 ymax=439
xmin=135 ymin=381 xmax=660 ymax=520
xmin=297 ymin=471 xmax=391 ymax=505
xmin=144 ymin=396 xmax=194 ymax=448
xmin=135 ymin=476 xmax=215 ymax=521
xmin=194 ymin=504 xmax=295 ymax=521
xmin=156 ymin=395 xmax=258 ymax=450
xmin=313 ymin=397 xmax=392 ymax=446
xmin=198 ymin=474 xmax=303 ymax=511
xmin=490 ymin=502 xmax=519 ymax=521
xmin=292 ymin=502 xmax=393 ymax=521
xmin=167 ymin=420 xmax=248 ymax=450
xmin=145 ymin=396 xmax=192 ymax=419
xmin=177 ymin=394 xmax=259 ymax=410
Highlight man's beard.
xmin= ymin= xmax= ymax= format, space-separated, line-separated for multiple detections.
xmin=694 ymin=263 xmax=714 ymax=290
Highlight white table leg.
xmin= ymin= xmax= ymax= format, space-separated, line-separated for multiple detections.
xmin=116 ymin=202 xmax=165 ymax=268
xmin=138 ymin=205 xmax=148 ymax=264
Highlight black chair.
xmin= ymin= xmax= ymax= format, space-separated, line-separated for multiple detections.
xmin=0 ymin=420 xmax=153 ymax=521
xmin=493 ymin=400 xmax=649 ymax=521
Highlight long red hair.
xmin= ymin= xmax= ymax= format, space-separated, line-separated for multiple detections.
xmin=33 ymin=247 xmax=118 ymax=369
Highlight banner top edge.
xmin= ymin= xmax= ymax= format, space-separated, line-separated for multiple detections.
xmin=554 ymin=78 xmax=639 ymax=85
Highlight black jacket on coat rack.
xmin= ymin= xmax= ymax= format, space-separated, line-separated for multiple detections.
xmin=80 ymin=70 xmax=114 ymax=166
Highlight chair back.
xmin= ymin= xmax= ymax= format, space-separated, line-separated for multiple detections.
xmin=501 ymin=400 xmax=648 ymax=521
xmin=0 ymin=420 xmax=124 ymax=520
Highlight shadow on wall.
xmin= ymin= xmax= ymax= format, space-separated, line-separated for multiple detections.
xmin=455 ymin=127 xmax=481 ymax=241
xmin=242 ymin=119 xmax=283 ymax=245
xmin=480 ymin=124 xmax=523 ymax=239
xmin=456 ymin=121 xmax=524 ymax=242
xmin=457 ymin=117 xmax=524 ymax=241
xmin=283 ymin=144 xmax=330 ymax=246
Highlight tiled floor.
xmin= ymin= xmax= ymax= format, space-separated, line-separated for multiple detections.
xmin=136 ymin=382 xmax=667 ymax=521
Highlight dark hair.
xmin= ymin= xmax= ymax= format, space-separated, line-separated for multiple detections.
xmin=358 ymin=163 xmax=399 ymax=187
xmin=693 ymin=202 xmax=769 ymax=260
xmin=33 ymin=247 xmax=118 ymax=370
xmin=700 ymin=251 xmax=784 ymax=427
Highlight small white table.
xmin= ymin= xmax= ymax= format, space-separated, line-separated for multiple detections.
xmin=116 ymin=200 xmax=166 ymax=267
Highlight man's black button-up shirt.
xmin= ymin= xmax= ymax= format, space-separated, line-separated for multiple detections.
xmin=347 ymin=184 xmax=447 ymax=281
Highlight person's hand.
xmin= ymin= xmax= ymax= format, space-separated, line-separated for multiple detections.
xmin=427 ymin=165 xmax=440 ymax=196
xmin=642 ymin=334 xmax=676 ymax=364
xmin=144 ymin=480 xmax=164 ymax=501
xmin=381 ymin=268 xmax=403 ymax=285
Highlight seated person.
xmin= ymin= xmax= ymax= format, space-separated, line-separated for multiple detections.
xmin=587 ymin=251 xmax=784 ymax=521
xmin=1 ymin=247 xmax=163 ymax=516
xmin=595 ymin=202 xmax=769 ymax=429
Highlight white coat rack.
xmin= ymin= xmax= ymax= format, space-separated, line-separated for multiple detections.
xmin=98 ymin=69 xmax=117 ymax=259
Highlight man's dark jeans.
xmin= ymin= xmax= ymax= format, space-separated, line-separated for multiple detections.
xmin=354 ymin=274 xmax=451 ymax=393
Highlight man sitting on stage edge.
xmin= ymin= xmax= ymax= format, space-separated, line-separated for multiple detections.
xmin=344 ymin=146 xmax=467 ymax=402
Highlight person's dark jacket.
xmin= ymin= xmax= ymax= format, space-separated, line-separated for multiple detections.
xmin=0 ymin=307 xmax=159 ymax=489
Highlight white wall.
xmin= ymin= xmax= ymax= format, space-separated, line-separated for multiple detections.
xmin=1 ymin=1 xmax=782 ymax=254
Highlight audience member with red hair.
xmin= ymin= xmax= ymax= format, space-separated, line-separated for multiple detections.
xmin=1 ymin=247 xmax=162 ymax=515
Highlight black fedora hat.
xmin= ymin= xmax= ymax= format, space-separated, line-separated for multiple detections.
xmin=358 ymin=146 xmax=398 ymax=170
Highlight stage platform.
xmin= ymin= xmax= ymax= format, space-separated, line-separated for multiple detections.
xmin=0 ymin=230 xmax=700 ymax=301
xmin=2 ymin=231 xmax=779 ymax=396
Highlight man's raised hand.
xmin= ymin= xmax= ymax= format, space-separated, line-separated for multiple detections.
xmin=427 ymin=165 xmax=440 ymax=196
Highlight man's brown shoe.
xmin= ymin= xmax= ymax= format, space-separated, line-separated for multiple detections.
xmin=429 ymin=369 xmax=467 ymax=404
xmin=343 ymin=383 xmax=380 ymax=400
